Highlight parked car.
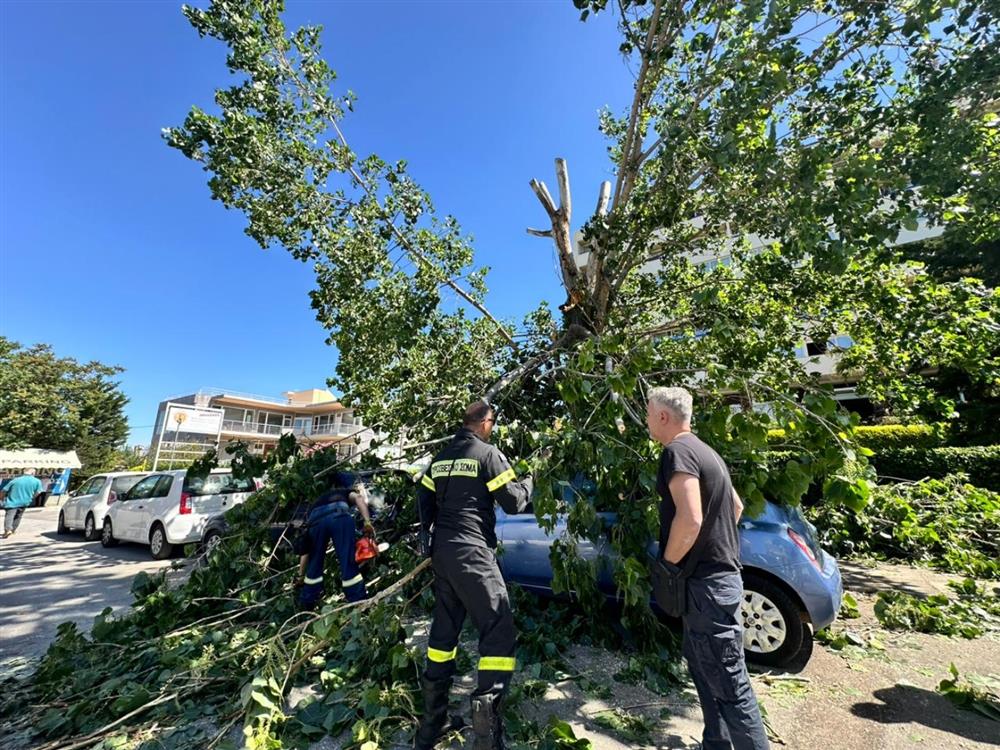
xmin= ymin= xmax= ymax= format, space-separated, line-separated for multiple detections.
xmin=101 ymin=469 xmax=256 ymax=559
xmin=57 ymin=471 xmax=150 ymax=541
xmin=497 ymin=495 xmax=842 ymax=668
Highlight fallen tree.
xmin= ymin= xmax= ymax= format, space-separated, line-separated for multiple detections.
xmin=2 ymin=0 xmax=999 ymax=747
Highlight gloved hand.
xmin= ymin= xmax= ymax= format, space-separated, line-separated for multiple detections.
xmin=363 ymin=522 xmax=376 ymax=539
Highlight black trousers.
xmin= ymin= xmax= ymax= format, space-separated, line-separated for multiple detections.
xmin=424 ymin=543 xmax=516 ymax=695
xmin=683 ymin=573 xmax=769 ymax=750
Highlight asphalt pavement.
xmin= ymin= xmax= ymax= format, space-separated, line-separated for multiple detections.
xmin=0 ymin=506 xmax=174 ymax=662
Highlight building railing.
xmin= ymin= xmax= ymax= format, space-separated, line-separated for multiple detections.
xmin=219 ymin=420 xmax=367 ymax=439
xmin=311 ymin=423 xmax=365 ymax=437
xmin=221 ymin=420 xmax=283 ymax=436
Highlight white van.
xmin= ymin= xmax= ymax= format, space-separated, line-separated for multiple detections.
xmin=101 ymin=469 xmax=255 ymax=559
xmin=57 ymin=471 xmax=150 ymax=541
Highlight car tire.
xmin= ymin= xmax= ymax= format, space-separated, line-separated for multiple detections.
xmin=150 ymin=524 xmax=174 ymax=560
xmin=202 ymin=530 xmax=222 ymax=555
xmin=84 ymin=513 xmax=99 ymax=542
xmin=101 ymin=518 xmax=119 ymax=548
xmin=741 ymin=571 xmax=806 ymax=668
xmin=57 ymin=511 xmax=69 ymax=535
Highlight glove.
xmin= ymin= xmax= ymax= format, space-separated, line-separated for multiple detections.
xmin=363 ymin=522 xmax=376 ymax=539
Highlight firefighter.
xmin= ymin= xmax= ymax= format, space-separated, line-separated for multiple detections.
xmin=296 ymin=470 xmax=374 ymax=609
xmin=413 ymin=400 xmax=533 ymax=750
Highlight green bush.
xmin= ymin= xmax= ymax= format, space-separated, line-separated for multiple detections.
xmin=768 ymin=424 xmax=944 ymax=449
xmin=855 ymin=424 xmax=945 ymax=449
xmin=808 ymin=475 xmax=1000 ymax=579
xmin=871 ymin=445 xmax=1000 ymax=490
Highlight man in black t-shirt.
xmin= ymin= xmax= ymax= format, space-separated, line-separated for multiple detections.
xmin=647 ymin=386 xmax=768 ymax=750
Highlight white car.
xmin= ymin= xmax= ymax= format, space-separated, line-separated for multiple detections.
xmin=57 ymin=472 xmax=150 ymax=541
xmin=101 ymin=469 xmax=256 ymax=559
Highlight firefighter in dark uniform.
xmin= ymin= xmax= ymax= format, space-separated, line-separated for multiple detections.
xmin=296 ymin=470 xmax=374 ymax=608
xmin=413 ymin=401 xmax=532 ymax=750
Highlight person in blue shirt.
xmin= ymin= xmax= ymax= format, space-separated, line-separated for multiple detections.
xmin=295 ymin=471 xmax=375 ymax=609
xmin=1 ymin=468 xmax=43 ymax=538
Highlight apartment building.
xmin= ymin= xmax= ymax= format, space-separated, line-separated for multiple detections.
xmin=149 ymin=388 xmax=374 ymax=469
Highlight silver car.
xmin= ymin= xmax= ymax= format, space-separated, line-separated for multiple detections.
xmin=57 ymin=472 xmax=150 ymax=541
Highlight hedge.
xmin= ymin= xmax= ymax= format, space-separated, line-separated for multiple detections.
xmin=767 ymin=423 xmax=944 ymax=449
xmin=855 ymin=424 xmax=944 ymax=449
xmin=870 ymin=446 xmax=1000 ymax=491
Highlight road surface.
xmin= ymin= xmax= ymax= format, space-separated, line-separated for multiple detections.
xmin=0 ymin=506 xmax=174 ymax=662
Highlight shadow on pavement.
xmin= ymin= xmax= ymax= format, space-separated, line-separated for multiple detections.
xmin=851 ymin=683 xmax=998 ymax=745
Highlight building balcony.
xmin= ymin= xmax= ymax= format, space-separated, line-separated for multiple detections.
xmin=309 ymin=423 xmax=364 ymax=438
xmin=221 ymin=420 xmax=284 ymax=437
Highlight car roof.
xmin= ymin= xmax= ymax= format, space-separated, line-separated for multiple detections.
xmin=88 ymin=471 xmax=151 ymax=478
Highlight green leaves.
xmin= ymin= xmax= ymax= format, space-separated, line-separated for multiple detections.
xmin=874 ymin=579 xmax=1000 ymax=638
xmin=937 ymin=664 xmax=1000 ymax=722
xmin=0 ymin=336 xmax=129 ymax=475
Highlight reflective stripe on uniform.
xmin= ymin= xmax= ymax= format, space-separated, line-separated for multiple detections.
xmin=421 ymin=474 xmax=435 ymax=490
xmin=427 ymin=646 xmax=457 ymax=663
xmin=486 ymin=469 xmax=516 ymax=492
xmin=343 ymin=573 xmax=364 ymax=588
xmin=303 ymin=575 xmax=323 ymax=585
xmin=478 ymin=656 xmax=516 ymax=671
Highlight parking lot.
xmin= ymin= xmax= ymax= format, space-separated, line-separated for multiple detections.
xmin=0 ymin=506 xmax=175 ymax=662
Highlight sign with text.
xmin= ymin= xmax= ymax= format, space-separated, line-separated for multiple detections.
xmin=165 ymin=405 xmax=223 ymax=436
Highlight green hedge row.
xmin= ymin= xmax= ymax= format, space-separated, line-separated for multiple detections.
xmin=855 ymin=424 xmax=944 ymax=449
xmin=768 ymin=423 xmax=944 ymax=449
xmin=870 ymin=446 xmax=1000 ymax=491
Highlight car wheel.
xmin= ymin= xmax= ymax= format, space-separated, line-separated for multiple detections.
xmin=84 ymin=513 xmax=99 ymax=542
xmin=57 ymin=511 xmax=69 ymax=535
xmin=741 ymin=571 xmax=806 ymax=668
xmin=203 ymin=530 xmax=222 ymax=555
xmin=101 ymin=519 xmax=119 ymax=547
xmin=150 ymin=524 xmax=174 ymax=560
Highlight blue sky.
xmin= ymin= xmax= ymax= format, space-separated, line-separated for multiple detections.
xmin=1 ymin=0 xmax=634 ymax=446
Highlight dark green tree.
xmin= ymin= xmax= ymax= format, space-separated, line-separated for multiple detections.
xmin=0 ymin=337 xmax=130 ymax=476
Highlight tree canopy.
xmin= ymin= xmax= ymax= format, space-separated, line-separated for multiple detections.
xmin=167 ymin=0 xmax=999 ymax=603
xmin=0 ymin=337 xmax=130 ymax=476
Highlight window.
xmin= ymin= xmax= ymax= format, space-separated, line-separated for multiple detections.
xmin=111 ymin=475 xmax=145 ymax=495
xmin=78 ymin=476 xmax=107 ymax=495
xmin=128 ymin=475 xmax=162 ymax=500
xmin=153 ymin=476 xmax=173 ymax=498
xmin=183 ymin=473 xmax=255 ymax=496
xmin=806 ymin=340 xmax=828 ymax=356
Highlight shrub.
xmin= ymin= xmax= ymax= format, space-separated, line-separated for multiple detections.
xmin=854 ymin=424 xmax=945 ymax=449
xmin=871 ymin=445 xmax=1000 ymax=490
xmin=808 ymin=475 xmax=1000 ymax=579
xmin=768 ymin=424 xmax=944 ymax=449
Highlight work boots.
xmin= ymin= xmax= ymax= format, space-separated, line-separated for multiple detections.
xmin=471 ymin=690 xmax=506 ymax=750
xmin=413 ymin=676 xmax=452 ymax=750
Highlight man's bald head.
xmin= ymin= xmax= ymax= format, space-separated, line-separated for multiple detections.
xmin=463 ymin=400 xmax=496 ymax=439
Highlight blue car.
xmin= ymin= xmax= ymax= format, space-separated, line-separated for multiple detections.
xmin=496 ymin=499 xmax=843 ymax=668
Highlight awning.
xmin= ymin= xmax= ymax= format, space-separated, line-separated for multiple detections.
xmin=0 ymin=449 xmax=82 ymax=469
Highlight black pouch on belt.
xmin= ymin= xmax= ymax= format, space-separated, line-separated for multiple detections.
xmin=650 ymin=514 xmax=713 ymax=617
xmin=651 ymin=559 xmax=688 ymax=617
